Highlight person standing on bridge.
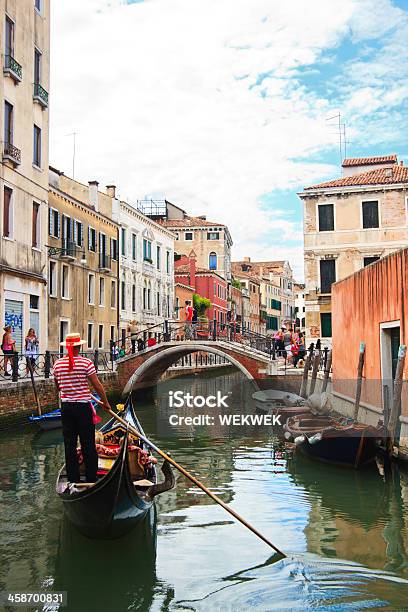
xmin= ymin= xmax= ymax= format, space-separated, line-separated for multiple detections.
xmin=53 ymin=333 xmax=111 ymax=483
xmin=184 ymin=300 xmax=194 ymax=340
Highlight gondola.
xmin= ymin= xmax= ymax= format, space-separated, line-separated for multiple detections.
xmin=284 ymin=414 xmax=384 ymax=468
xmin=28 ymin=395 xmax=100 ymax=431
xmin=56 ymin=396 xmax=175 ymax=539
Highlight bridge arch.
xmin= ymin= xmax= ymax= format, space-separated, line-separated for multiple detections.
xmin=122 ymin=343 xmax=256 ymax=395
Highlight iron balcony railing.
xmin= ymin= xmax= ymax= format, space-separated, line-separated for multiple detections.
xmin=61 ymin=240 xmax=77 ymax=259
xmin=33 ymin=82 xmax=49 ymax=107
xmin=99 ymin=252 xmax=111 ymax=270
xmin=4 ymin=54 xmax=22 ymax=81
xmin=3 ymin=142 xmax=21 ymax=165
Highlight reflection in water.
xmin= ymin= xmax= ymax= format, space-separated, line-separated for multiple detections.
xmin=1 ymin=370 xmax=408 ymax=610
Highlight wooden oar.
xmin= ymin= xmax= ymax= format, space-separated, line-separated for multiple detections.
xmin=27 ymin=359 xmax=42 ymax=416
xmin=92 ymin=395 xmax=286 ymax=557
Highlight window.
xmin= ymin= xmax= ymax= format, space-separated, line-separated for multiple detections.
xmin=143 ymin=239 xmax=152 ymax=262
xmin=87 ymin=323 xmax=94 ymax=349
xmin=185 ymin=232 xmax=193 ymax=241
xmin=209 ymin=252 xmax=217 ymax=270
xmin=110 ymin=280 xmax=116 ymax=308
xmin=121 ymin=227 xmax=127 ymax=256
xmin=49 ymin=261 xmax=57 ymax=297
xmin=156 ymin=245 xmax=161 ymax=270
xmin=98 ymin=324 xmax=104 ymax=350
xmin=88 ymin=274 xmax=95 ymax=305
xmin=3 ymin=186 xmax=13 ymax=238
xmin=110 ymin=325 xmax=115 ymax=342
xmin=318 ymin=204 xmax=334 ymax=232
xmin=132 ymin=284 xmax=136 ymax=312
xmin=207 ymin=232 xmax=219 ymax=240
xmin=35 ymin=0 xmax=42 ymax=12
xmin=362 ymin=201 xmax=379 ymax=229
xmin=110 ymin=238 xmax=118 ymax=260
xmin=62 ymin=265 xmax=69 ymax=298
xmin=74 ymin=220 xmax=83 ymax=247
xmin=364 ymin=256 xmax=380 ymax=267
xmin=4 ymin=101 xmax=13 ymax=145
xmin=99 ymin=277 xmax=105 ymax=306
xmin=5 ymin=17 xmax=14 ymax=57
xmin=157 ymin=291 xmax=160 ymax=315
xmin=166 ymin=251 xmax=170 ymax=274
xmin=48 ymin=208 xmax=60 ymax=238
xmin=32 ymin=202 xmax=40 ymax=248
xmin=34 ymin=48 xmax=41 ymax=83
xmin=143 ymin=287 xmax=147 ymax=310
xmin=121 ymin=281 xmax=126 ymax=310
xmin=88 ymin=227 xmax=96 ymax=251
xmin=320 ymin=313 xmax=332 ymax=338
xmin=132 ymin=233 xmax=137 ymax=261
xmin=320 ymin=259 xmax=336 ymax=294
xmin=33 ymin=125 xmax=42 ymax=167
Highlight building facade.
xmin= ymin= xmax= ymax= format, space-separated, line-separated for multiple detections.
xmin=111 ymin=195 xmax=175 ymax=341
xmin=1 ymin=0 xmax=50 ymax=351
xmin=331 ymin=248 xmax=408 ymax=457
xmin=294 ymin=282 xmax=306 ymax=333
xmin=47 ymin=169 xmax=119 ymax=352
xmin=138 ymin=200 xmax=233 ymax=282
xmin=300 ymin=155 xmax=408 ymax=345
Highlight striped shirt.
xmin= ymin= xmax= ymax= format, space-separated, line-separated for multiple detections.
xmin=53 ymin=356 xmax=96 ymax=402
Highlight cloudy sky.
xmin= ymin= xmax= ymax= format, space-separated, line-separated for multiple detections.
xmin=50 ymin=0 xmax=408 ymax=279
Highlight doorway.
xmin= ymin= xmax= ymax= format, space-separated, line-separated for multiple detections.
xmin=380 ymin=321 xmax=401 ymax=442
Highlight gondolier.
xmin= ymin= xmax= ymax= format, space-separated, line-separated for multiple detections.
xmin=54 ymin=333 xmax=111 ymax=483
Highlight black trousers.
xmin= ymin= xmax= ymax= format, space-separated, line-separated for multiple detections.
xmin=61 ymin=401 xmax=98 ymax=483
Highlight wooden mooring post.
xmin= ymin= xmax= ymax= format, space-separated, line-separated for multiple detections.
xmin=300 ymin=353 xmax=311 ymax=398
xmin=353 ymin=342 xmax=366 ymax=422
xmin=309 ymin=351 xmax=321 ymax=397
xmin=321 ymin=349 xmax=332 ymax=393
xmin=387 ymin=345 xmax=407 ymax=456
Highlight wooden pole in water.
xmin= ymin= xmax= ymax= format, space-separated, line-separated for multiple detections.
xmin=321 ymin=349 xmax=332 ymax=393
xmin=300 ymin=353 xmax=311 ymax=398
xmin=309 ymin=352 xmax=321 ymax=396
xmin=28 ymin=359 xmax=42 ymax=416
xmin=353 ymin=342 xmax=366 ymax=422
xmin=93 ymin=397 xmax=286 ymax=557
xmin=387 ymin=345 xmax=407 ymax=456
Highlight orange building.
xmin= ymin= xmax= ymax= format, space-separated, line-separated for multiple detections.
xmin=331 ymin=248 xmax=408 ymax=455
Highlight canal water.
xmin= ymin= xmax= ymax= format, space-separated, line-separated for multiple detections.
xmin=1 ymin=369 xmax=408 ymax=611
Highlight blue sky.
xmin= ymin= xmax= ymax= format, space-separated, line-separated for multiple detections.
xmin=50 ymin=0 xmax=408 ymax=279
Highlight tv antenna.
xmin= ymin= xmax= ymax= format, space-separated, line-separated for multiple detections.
xmin=326 ymin=113 xmax=348 ymax=171
xmin=66 ymin=131 xmax=77 ymax=179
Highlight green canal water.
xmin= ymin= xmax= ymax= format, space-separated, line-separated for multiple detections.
xmin=1 ymin=370 xmax=408 ymax=611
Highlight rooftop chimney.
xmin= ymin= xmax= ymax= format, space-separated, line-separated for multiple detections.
xmin=198 ymin=215 xmax=207 ymax=220
xmin=88 ymin=180 xmax=99 ymax=211
xmin=106 ymin=184 xmax=116 ymax=199
xmin=243 ymin=256 xmax=251 ymax=263
xmin=400 ymin=161 xmax=404 ymax=166
xmin=385 ymin=167 xmax=393 ymax=178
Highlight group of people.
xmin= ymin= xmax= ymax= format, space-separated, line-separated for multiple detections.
xmin=273 ymin=326 xmax=306 ymax=367
xmin=1 ymin=326 xmax=39 ymax=376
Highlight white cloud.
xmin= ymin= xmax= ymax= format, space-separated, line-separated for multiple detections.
xmin=50 ymin=0 xmax=407 ymax=282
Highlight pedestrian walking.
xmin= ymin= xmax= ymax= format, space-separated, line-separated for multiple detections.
xmin=128 ymin=319 xmax=138 ymax=354
xmin=53 ymin=333 xmax=111 ymax=483
xmin=2 ymin=325 xmax=16 ymax=376
xmin=24 ymin=328 xmax=39 ymax=374
xmin=184 ymin=300 xmax=194 ymax=340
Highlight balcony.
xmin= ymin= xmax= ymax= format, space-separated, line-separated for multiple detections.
xmin=3 ymin=143 xmax=21 ymax=166
xmin=99 ymin=252 xmax=111 ymax=272
xmin=3 ymin=55 xmax=22 ymax=83
xmin=60 ymin=241 xmax=76 ymax=260
xmin=33 ymin=82 xmax=49 ymax=108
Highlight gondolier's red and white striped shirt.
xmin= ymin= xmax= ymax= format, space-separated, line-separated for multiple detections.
xmin=53 ymin=356 xmax=96 ymax=402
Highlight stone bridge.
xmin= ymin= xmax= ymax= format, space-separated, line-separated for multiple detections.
xmin=116 ymin=340 xmax=277 ymax=394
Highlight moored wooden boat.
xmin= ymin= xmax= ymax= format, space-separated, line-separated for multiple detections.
xmin=29 ymin=395 xmax=100 ymax=431
xmin=56 ymin=396 xmax=175 ymax=539
xmin=284 ymin=414 xmax=384 ymax=468
xmin=252 ymin=390 xmax=311 ymax=418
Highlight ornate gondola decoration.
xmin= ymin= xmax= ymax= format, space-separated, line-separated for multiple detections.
xmin=56 ymin=396 xmax=175 ymax=539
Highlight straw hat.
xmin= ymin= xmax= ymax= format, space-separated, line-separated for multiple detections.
xmin=60 ymin=332 xmax=86 ymax=347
